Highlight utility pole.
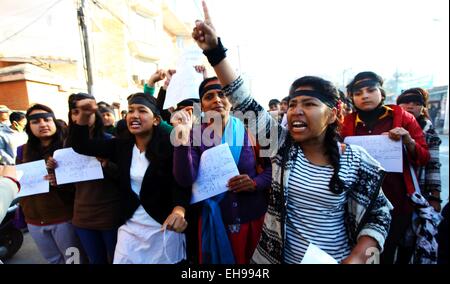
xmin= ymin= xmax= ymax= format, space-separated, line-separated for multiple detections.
xmin=77 ymin=0 xmax=94 ymax=95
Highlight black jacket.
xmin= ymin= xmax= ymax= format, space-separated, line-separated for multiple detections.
xmin=71 ymin=124 xmax=190 ymax=226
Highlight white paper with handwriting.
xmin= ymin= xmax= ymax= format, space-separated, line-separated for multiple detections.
xmin=191 ymin=143 xmax=239 ymax=204
xmin=53 ymin=148 xmax=104 ymax=185
xmin=344 ymin=135 xmax=402 ymax=173
xmin=16 ymin=159 xmax=49 ymax=197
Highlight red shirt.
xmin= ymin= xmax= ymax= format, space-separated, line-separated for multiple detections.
xmin=342 ymin=105 xmax=430 ymax=216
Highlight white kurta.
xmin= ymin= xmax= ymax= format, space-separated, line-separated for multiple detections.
xmin=113 ymin=145 xmax=186 ymax=264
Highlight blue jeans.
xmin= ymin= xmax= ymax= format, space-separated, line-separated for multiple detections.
xmin=74 ymin=227 xmax=118 ymax=264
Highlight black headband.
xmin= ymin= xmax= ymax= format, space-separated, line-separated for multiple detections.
xmin=99 ymin=107 xmax=115 ymax=115
xmin=397 ymin=93 xmax=425 ymax=106
xmin=199 ymin=84 xmax=222 ymax=100
xmin=176 ymin=98 xmax=200 ymax=111
xmin=350 ymin=79 xmax=381 ymax=93
xmin=69 ymin=93 xmax=95 ymax=110
xmin=27 ymin=112 xmax=55 ymax=121
xmin=128 ymin=94 xmax=160 ymax=116
xmin=289 ymin=90 xmax=338 ymax=109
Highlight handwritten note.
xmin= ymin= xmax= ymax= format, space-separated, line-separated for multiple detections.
xmin=191 ymin=143 xmax=240 ymax=204
xmin=301 ymin=243 xmax=338 ymax=264
xmin=164 ymin=47 xmax=204 ymax=109
xmin=53 ymin=148 xmax=104 ymax=185
xmin=16 ymin=160 xmax=49 ymax=198
xmin=344 ymin=135 xmax=403 ymax=173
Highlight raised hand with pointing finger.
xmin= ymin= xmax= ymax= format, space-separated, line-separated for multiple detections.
xmin=192 ymin=1 xmax=218 ymax=51
xmin=192 ymin=1 xmax=237 ymax=87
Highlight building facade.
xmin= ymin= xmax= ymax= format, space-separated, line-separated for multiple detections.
xmin=0 ymin=0 xmax=201 ymax=118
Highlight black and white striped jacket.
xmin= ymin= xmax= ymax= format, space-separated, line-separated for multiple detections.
xmin=223 ymin=76 xmax=393 ymax=264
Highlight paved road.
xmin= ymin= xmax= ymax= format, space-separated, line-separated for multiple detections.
xmin=4 ymin=135 xmax=449 ymax=264
xmin=5 ymin=230 xmax=47 ymax=264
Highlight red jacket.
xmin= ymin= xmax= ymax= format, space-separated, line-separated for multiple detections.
xmin=341 ymin=105 xmax=430 ymax=196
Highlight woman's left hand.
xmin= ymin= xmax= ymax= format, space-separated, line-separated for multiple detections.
xmin=341 ymin=254 xmax=367 ymax=264
xmin=341 ymin=236 xmax=379 ymax=264
xmin=227 ymin=174 xmax=256 ymax=193
xmin=96 ymin=157 xmax=109 ymax=168
xmin=162 ymin=206 xmax=188 ymax=233
xmin=387 ymin=127 xmax=413 ymax=145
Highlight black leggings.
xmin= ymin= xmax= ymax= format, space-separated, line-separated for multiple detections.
xmin=380 ymin=213 xmax=413 ymax=264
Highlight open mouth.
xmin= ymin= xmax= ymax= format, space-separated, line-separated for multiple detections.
xmin=129 ymin=121 xmax=142 ymax=129
xmin=291 ymin=120 xmax=307 ymax=132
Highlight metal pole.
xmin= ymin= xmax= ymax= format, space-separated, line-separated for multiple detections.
xmin=78 ymin=0 xmax=94 ymax=95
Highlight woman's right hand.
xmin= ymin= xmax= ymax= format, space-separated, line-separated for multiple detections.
xmin=194 ymin=65 xmax=208 ymax=79
xmin=44 ymin=173 xmax=57 ymax=187
xmin=75 ymin=99 xmax=98 ymax=125
xmin=192 ymin=1 xmax=218 ymax=51
xmin=46 ymin=157 xmax=57 ymax=170
xmin=163 ymin=69 xmax=177 ymax=90
xmin=170 ymin=107 xmax=194 ymax=146
xmin=147 ymin=69 xmax=166 ymax=87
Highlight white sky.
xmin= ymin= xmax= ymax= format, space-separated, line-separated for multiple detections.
xmin=0 ymin=0 xmax=448 ymax=107
xmin=201 ymin=0 xmax=449 ymax=106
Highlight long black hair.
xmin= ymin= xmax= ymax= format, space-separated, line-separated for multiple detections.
xmin=288 ymin=76 xmax=344 ymax=194
xmin=23 ymin=104 xmax=65 ymax=162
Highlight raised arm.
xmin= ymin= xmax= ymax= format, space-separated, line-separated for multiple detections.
xmin=192 ymin=1 xmax=237 ymax=86
xmin=171 ymin=108 xmax=201 ymax=186
xmin=70 ymin=99 xmax=117 ymax=160
xmin=192 ymin=1 xmax=285 ymax=154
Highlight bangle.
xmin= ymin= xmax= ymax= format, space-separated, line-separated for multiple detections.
xmin=203 ymin=37 xmax=228 ymax=67
xmin=3 ymin=176 xmax=21 ymax=192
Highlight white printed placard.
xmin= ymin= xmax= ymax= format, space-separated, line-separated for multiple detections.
xmin=191 ymin=143 xmax=240 ymax=204
xmin=53 ymin=148 xmax=104 ymax=185
xmin=16 ymin=160 xmax=49 ymax=197
xmin=344 ymin=135 xmax=403 ymax=173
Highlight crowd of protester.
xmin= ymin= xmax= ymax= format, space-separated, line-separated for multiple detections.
xmin=0 ymin=1 xmax=448 ymax=265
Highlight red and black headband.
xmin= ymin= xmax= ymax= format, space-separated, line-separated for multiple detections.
xmin=350 ymin=79 xmax=382 ymax=94
xmin=397 ymin=91 xmax=425 ymax=106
